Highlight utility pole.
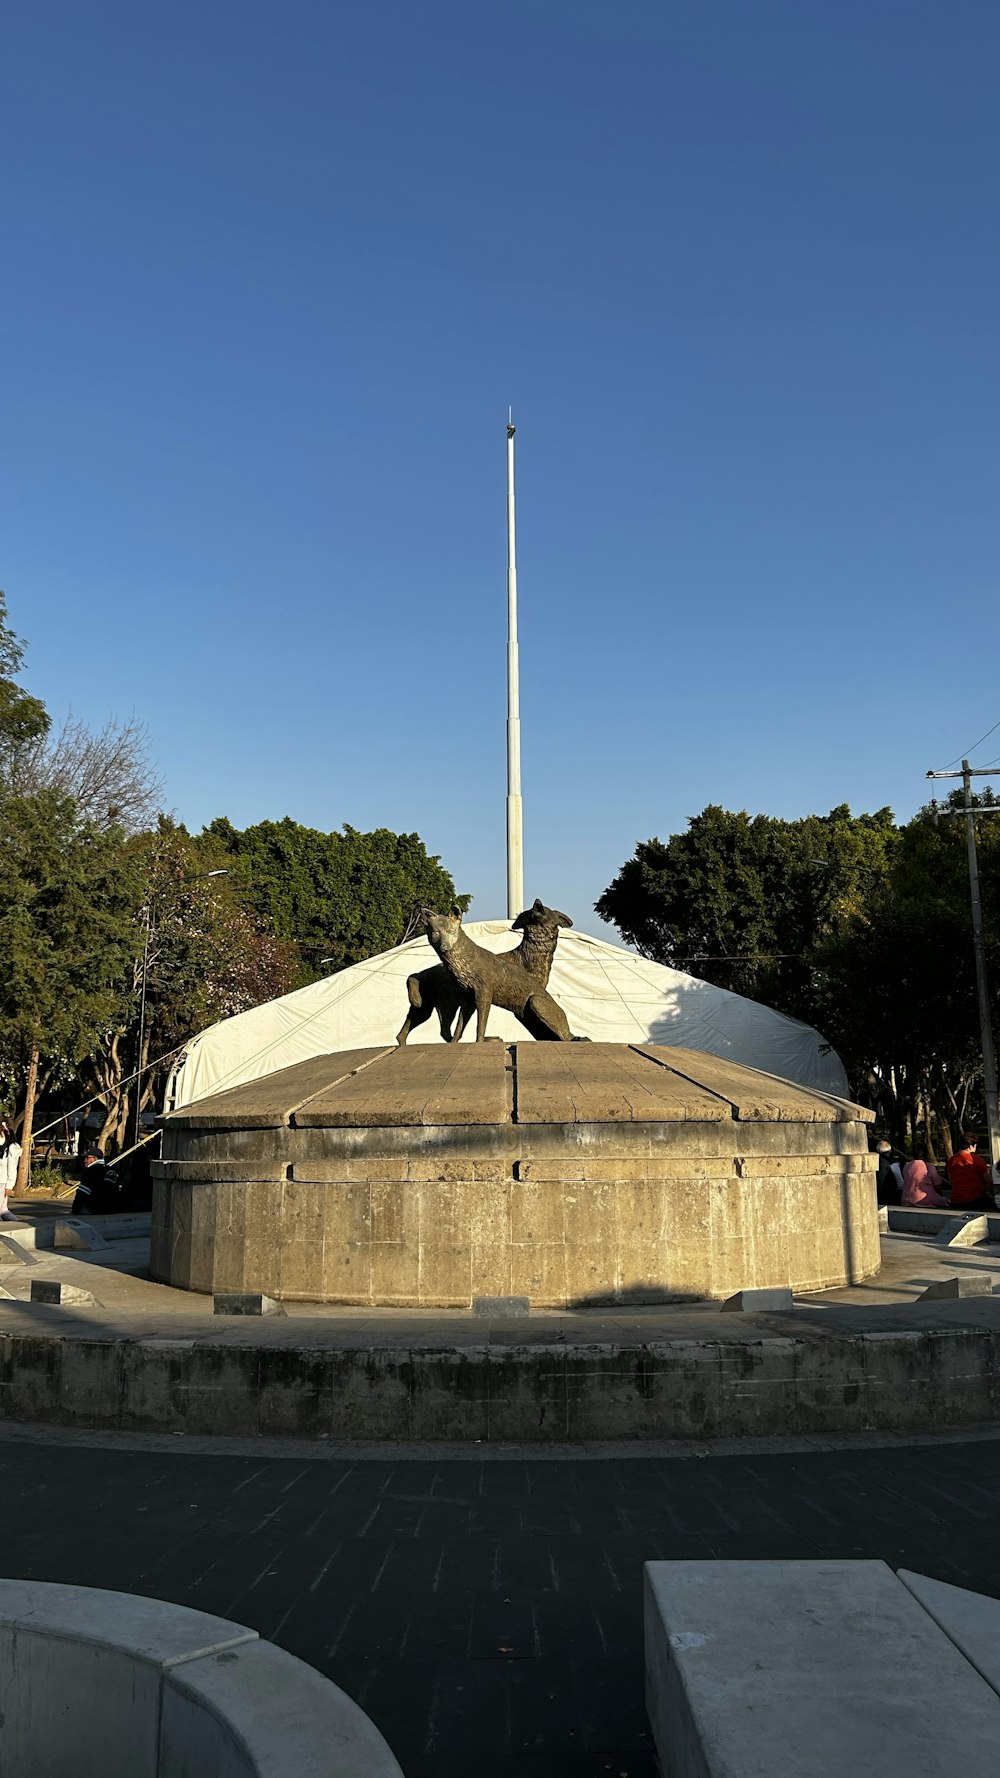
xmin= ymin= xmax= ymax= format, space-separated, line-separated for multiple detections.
xmin=926 ymin=759 xmax=1000 ymax=1173
xmin=506 ymin=412 xmax=524 ymax=919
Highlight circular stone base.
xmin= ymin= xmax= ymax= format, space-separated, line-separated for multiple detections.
xmin=152 ymin=1042 xmax=879 ymax=1306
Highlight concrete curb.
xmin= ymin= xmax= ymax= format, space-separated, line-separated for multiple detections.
xmin=0 ymin=1578 xmax=403 ymax=1775
xmin=0 ymin=1321 xmax=997 ymax=1442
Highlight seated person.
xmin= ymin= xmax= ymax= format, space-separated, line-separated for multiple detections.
xmin=71 ymin=1149 xmax=120 ymax=1216
xmin=901 ymin=1153 xmax=947 ymax=1206
xmin=874 ymin=1139 xmax=903 ymax=1204
xmin=945 ymin=1133 xmax=997 ymax=1212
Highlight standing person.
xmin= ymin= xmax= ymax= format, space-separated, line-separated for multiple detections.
xmin=0 ymin=1122 xmax=22 ymax=1219
xmin=945 ymin=1133 xmax=998 ymax=1212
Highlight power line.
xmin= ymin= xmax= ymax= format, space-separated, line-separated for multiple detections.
xmin=942 ymin=716 xmax=1000 ymax=771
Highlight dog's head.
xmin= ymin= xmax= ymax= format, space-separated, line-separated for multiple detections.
xmin=512 ymin=897 xmax=573 ymax=934
xmin=420 ymin=905 xmax=464 ymax=955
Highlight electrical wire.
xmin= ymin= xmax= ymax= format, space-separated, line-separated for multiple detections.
xmin=942 ymin=716 xmax=1000 ymax=770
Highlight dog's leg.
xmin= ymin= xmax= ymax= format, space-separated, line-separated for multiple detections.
xmin=474 ymin=990 xmax=493 ymax=1041
xmin=521 ymin=991 xmax=572 ymax=1041
xmin=449 ymin=992 xmax=474 ymax=1043
xmin=397 ymin=976 xmax=433 ymax=1047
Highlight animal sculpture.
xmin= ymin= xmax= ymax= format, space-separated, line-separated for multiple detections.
xmin=420 ymin=902 xmax=574 ymax=1042
xmin=395 ymin=963 xmax=474 ymax=1047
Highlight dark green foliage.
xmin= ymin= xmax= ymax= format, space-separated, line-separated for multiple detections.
xmin=203 ymin=817 xmax=470 ymax=981
xmin=598 ymin=798 xmax=1000 ymax=1149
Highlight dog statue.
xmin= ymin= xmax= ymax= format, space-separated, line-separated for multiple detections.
xmin=396 ymin=963 xmax=475 ymax=1046
xmin=420 ymin=903 xmax=574 ymax=1042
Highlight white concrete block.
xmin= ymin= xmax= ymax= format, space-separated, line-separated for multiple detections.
xmin=213 ymin=1291 xmax=286 ymax=1316
xmin=54 ymin=1219 xmax=109 ymax=1251
xmin=898 ymin=1570 xmax=1000 ymax=1699
xmin=877 ymin=1205 xmax=889 ymax=1231
xmin=644 ymin=1560 xmax=1000 ymax=1777
xmin=721 ymin=1288 xmax=794 ymax=1313
xmin=161 ymin=1639 xmax=404 ymax=1778
xmin=933 ymin=1216 xmax=989 ymax=1249
xmin=0 ymin=1581 xmax=256 ymax=1778
xmin=0 ymin=1221 xmax=38 ymax=1249
xmin=29 ymin=1279 xmax=101 ymax=1307
xmin=919 ymin=1273 xmax=993 ymax=1300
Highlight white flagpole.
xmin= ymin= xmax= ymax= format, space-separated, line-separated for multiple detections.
xmin=506 ymin=412 xmax=524 ymax=920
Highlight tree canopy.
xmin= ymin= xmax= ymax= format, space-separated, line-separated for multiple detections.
xmin=203 ymin=817 xmax=469 ymax=981
xmin=598 ymin=799 xmax=1000 ymax=1154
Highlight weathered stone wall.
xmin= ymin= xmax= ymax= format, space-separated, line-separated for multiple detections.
xmin=152 ymin=1044 xmax=879 ymax=1306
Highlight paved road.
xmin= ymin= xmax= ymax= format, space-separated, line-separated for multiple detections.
xmin=4 ymin=1431 xmax=1000 ymax=1776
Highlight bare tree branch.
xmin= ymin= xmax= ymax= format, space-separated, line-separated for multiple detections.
xmin=9 ymin=713 xmax=163 ymax=833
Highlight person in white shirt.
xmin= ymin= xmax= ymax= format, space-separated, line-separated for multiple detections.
xmin=0 ymin=1122 xmax=23 ymax=1219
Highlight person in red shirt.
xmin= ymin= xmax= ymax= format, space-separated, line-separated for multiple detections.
xmin=946 ymin=1134 xmax=998 ymax=1211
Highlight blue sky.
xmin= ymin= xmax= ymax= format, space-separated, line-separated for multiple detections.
xmin=3 ymin=1 xmax=998 ymax=931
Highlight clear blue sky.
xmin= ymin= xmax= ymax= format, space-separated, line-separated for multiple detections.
xmin=3 ymin=1 xmax=998 ymax=931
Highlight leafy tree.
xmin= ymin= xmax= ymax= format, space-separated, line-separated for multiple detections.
xmin=0 ymin=792 xmax=144 ymax=1186
xmin=597 ymin=798 xmax=1000 ymax=1154
xmin=78 ymin=820 xmax=298 ymax=1153
xmin=596 ymin=804 xmax=898 ymax=1021
xmin=203 ymin=817 xmax=469 ymax=981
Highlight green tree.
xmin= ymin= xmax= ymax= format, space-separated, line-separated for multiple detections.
xmin=598 ymin=797 xmax=1000 ymax=1154
xmin=596 ymin=804 xmax=898 ymax=1021
xmin=203 ymin=818 xmax=469 ymax=981
xmin=79 ymin=820 xmax=298 ymax=1153
xmin=0 ymin=791 xmax=144 ymax=1186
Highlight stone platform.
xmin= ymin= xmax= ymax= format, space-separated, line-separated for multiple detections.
xmin=152 ymin=1043 xmax=878 ymax=1306
xmin=0 ymin=1221 xmax=997 ymax=1442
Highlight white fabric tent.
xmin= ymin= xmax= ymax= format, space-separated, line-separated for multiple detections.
xmin=165 ymin=921 xmax=848 ymax=1107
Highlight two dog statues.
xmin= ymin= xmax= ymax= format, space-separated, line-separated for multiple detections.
xmin=396 ymin=899 xmax=576 ymax=1045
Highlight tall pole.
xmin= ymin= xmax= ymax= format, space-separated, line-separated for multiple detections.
xmin=134 ymin=899 xmax=152 ymax=1150
xmin=927 ymin=760 xmax=1000 ymax=1174
xmin=961 ymin=761 xmax=1000 ymax=1171
xmin=506 ymin=413 xmax=524 ymax=919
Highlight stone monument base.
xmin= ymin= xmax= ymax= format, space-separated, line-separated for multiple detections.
xmin=152 ymin=1043 xmax=878 ymax=1306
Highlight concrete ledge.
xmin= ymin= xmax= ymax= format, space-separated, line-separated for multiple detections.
xmin=889 ymin=1207 xmax=1000 ymax=1240
xmin=0 ymin=1319 xmax=998 ymax=1442
xmin=644 ymin=1560 xmax=1000 ymax=1776
xmin=0 ymin=1578 xmax=402 ymax=1776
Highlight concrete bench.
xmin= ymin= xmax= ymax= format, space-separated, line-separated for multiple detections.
xmin=0 ymin=1578 xmax=403 ymax=1776
xmin=645 ymin=1559 xmax=1000 ymax=1776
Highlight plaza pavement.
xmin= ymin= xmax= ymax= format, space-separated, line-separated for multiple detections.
xmin=3 ymin=1422 xmax=1000 ymax=1776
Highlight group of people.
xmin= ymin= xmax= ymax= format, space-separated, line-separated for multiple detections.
xmin=876 ymin=1133 xmax=998 ymax=1213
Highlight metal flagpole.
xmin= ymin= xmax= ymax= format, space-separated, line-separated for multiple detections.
xmin=506 ymin=412 xmax=524 ymax=919
xmin=926 ymin=760 xmax=1000 ymax=1173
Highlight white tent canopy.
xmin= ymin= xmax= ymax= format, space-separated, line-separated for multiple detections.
xmin=166 ymin=921 xmax=848 ymax=1108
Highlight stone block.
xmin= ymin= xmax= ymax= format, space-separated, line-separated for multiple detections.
xmin=898 ymin=1569 xmax=1000 ymax=1696
xmin=644 ymin=1559 xmax=1000 ymax=1778
xmin=213 ymin=1291 xmax=286 ymax=1316
xmin=934 ymin=1215 xmax=989 ymax=1248
xmin=919 ymin=1274 xmax=994 ymax=1300
xmin=472 ymin=1295 xmax=530 ymax=1317
xmin=29 ymin=1279 xmax=100 ymax=1307
xmin=878 ymin=1205 xmax=889 ymax=1231
xmin=54 ymin=1220 xmax=108 ymax=1251
xmin=721 ymin=1288 xmax=794 ymax=1312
